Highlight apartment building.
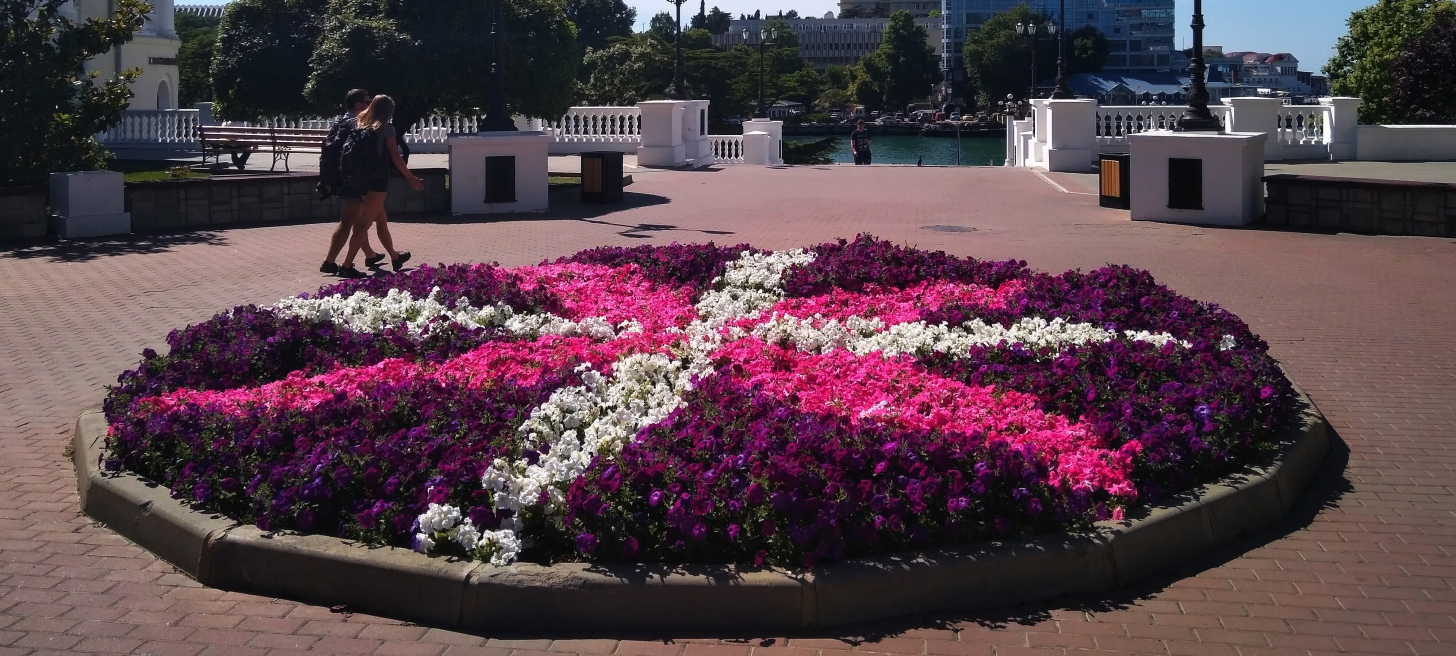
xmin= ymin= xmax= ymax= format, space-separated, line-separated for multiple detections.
xmin=711 ymin=16 xmax=944 ymax=69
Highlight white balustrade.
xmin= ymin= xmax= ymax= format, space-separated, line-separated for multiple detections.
xmin=548 ymin=107 xmax=642 ymax=144
xmin=1274 ymin=106 xmax=1329 ymax=146
xmin=1093 ymin=106 xmax=1231 ymax=148
xmin=709 ymin=135 xmax=745 ymax=164
xmin=97 ymin=109 xmax=201 ymax=145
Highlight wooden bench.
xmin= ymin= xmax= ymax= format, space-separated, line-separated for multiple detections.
xmin=198 ymin=125 xmax=332 ymax=171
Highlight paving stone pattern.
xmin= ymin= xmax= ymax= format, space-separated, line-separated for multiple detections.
xmin=2 ymin=165 xmax=1455 ymax=656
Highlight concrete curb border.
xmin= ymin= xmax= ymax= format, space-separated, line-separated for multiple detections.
xmin=74 ymin=385 xmax=1328 ymax=633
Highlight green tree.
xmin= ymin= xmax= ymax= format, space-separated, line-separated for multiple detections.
xmin=838 ymin=5 xmax=868 ymax=18
xmin=961 ymin=4 xmax=1105 ymax=110
xmin=1389 ymin=13 xmax=1456 ymax=123
xmin=1068 ymin=24 xmax=1110 ymax=75
xmin=566 ymin=0 xmax=635 ymax=52
xmin=1325 ymin=0 xmax=1456 ymax=124
xmin=578 ymin=34 xmax=673 ymax=105
xmin=703 ymin=6 xmax=731 ymax=34
xmin=1 ymin=0 xmax=148 ymax=186
xmin=648 ymin=11 xmax=678 ymax=41
xmin=175 ymin=11 xmax=220 ymax=107
xmin=860 ymin=10 xmax=938 ymax=111
xmin=211 ymin=0 xmax=323 ymax=120
xmin=306 ymin=0 xmax=578 ymax=133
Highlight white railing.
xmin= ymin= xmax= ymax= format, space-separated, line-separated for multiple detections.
xmin=97 ymin=109 xmax=201 ymax=145
xmin=1275 ymin=106 xmax=1329 ymax=146
xmin=1094 ymin=105 xmax=1232 ymax=147
xmin=709 ymin=135 xmax=744 ymax=163
xmin=548 ymin=107 xmax=641 ymax=144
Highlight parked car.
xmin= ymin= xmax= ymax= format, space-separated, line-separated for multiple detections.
xmin=949 ymin=112 xmax=962 ymax=121
xmin=877 ymin=116 xmax=899 ymax=126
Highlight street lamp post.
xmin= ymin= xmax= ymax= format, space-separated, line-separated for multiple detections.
xmin=1015 ymin=20 xmax=1055 ymax=100
xmin=668 ymin=0 xmax=687 ymax=100
xmin=745 ymin=26 xmax=776 ymax=119
xmin=1050 ymin=0 xmax=1073 ymax=99
xmin=478 ymin=0 xmax=516 ymax=131
xmin=1176 ymin=0 xmax=1221 ymax=132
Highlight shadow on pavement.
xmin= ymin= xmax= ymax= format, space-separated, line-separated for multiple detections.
xmin=0 ymin=231 xmax=228 ymax=262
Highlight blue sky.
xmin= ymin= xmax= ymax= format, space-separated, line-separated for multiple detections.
xmin=177 ymin=0 xmax=1369 ymax=73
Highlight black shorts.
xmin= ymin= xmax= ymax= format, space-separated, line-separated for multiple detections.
xmin=853 ymin=151 xmax=872 ymax=165
xmin=338 ymin=177 xmax=389 ymax=200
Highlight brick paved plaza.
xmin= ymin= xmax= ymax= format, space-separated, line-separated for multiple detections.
xmin=3 ymin=164 xmax=1455 ymax=656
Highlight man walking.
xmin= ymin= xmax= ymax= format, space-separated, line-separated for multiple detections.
xmin=850 ymin=119 xmax=873 ymax=165
xmin=319 ymin=88 xmax=383 ymax=277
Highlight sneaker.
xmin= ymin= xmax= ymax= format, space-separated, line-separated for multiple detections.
xmin=320 ymin=261 xmax=339 ymax=275
xmin=337 ymin=265 xmax=366 ymax=279
xmin=364 ymin=253 xmax=386 ymax=268
xmin=391 ymin=251 xmax=412 ymax=272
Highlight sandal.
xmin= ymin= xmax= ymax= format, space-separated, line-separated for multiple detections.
xmin=337 ymin=265 xmax=366 ymax=279
xmin=365 ymin=253 xmax=386 ymax=268
xmin=391 ymin=251 xmax=412 ymax=272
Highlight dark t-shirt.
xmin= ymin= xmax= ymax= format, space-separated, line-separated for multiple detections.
xmin=850 ymin=128 xmax=872 ymax=152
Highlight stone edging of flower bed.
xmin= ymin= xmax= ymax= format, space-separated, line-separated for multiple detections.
xmin=72 ymin=385 xmax=1328 ymax=634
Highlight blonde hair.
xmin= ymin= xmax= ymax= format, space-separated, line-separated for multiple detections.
xmin=356 ymin=94 xmax=396 ymax=129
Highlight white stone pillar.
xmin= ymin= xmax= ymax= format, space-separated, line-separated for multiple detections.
xmin=1321 ymin=97 xmax=1362 ymax=161
xmin=1043 ymin=99 xmax=1098 ymax=172
xmin=636 ymin=100 xmax=688 ymax=167
xmin=195 ymin=102 xmax=217 ymax=126
xmin=50 ymin=171 xmax=130 ymax=238
xmin=1226 ymin=97 xmax=1284 ymax=161
xmin=742 ymin=131 xmax=773 ymax=166
xmin=681 ymin=100 xmax=714 ymax=166
xmin=742 ymin=118 xmax=783 ymax=165
xmin=1128 ymin=132 xmax=1267 ymax=227
xmin=448 ymin=131 xmax=552 ymax=214
xmin=1030 ymin=100 xmax=1049 ymax=167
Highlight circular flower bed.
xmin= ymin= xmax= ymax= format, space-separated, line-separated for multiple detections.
xmin=104 ymin=235 xmax=1296 ymax=569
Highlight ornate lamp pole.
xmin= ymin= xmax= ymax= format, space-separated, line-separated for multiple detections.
xmin=1050 ymin=0 xmax=1073 ymax=99
xmin=1015 ymin=20 xmax=1054 ymax=100
xmin=745 ymin=26 xmax=776 ymax=119
xmin=1176 ymin=0 xmax=1222 ymax=132
xmin=668 ymin=0 xmax=688 ymax=100
xmin=479 ymin=0 xmax=516 ymax=132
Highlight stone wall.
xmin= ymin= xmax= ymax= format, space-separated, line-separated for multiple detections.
xmin=0 ymin=185 xmax=48 ymax=242
xmin=1264 ymin=174 xmax=1456 ymax=238
xmin=125 ymin=168 xmax=449 ymax=232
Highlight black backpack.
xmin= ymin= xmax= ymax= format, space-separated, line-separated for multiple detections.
xmin=316 ymin=115 xmax=354 ymax=199
xmin=338 ymin=124 xmax=387 ymax=189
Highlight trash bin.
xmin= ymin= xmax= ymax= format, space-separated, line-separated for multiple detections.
xmin=580 ymin=151 xmax=624 ymax=204
xmin=1099 ymin=153 xmax=1131 ymax=210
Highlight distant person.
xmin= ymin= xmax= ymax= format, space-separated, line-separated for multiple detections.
xmin=850 ymin=119 xmax=873 ymax=165
xmin=339 ymin=94 xmax=423 ymax=276
xmin=318 ymin=88 xmax=385 ymax=277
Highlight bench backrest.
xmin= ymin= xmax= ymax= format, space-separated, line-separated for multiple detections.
xmin=198 ymin=125 xmax=332 ymax=149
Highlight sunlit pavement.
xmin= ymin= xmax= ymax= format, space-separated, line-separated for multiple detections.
xmin=3 ymin=164 xmax=1454 ymax=656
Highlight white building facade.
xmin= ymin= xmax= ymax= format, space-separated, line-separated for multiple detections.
xmin=63 ymin=0 xmax=181 ymax=110
xmin=711 ymin=16 xmax=944 ymax=69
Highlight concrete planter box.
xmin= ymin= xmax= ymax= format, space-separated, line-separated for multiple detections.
xmin=125 ymin=168 xmax=450 ymax=232
xmin=0 ymin=185 xmax=48 ymax=241
xmin=74 ymin=381 xmax=1329 ymax=633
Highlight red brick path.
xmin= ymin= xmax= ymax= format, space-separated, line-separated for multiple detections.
xmin=3 ymin=166 xmax=1455 ymax=656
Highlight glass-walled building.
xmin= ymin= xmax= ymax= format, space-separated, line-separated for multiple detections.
xmin=938 ymin=0 xmax=1176 ymax=103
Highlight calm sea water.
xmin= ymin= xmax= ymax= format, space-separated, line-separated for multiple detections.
xmin=786 ymin=135 xmax=1007 ymax=166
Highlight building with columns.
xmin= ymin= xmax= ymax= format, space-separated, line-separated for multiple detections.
xmin=62 ymin=0 xmax=181 ymax=109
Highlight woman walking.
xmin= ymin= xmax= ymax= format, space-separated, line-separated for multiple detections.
xmin=339 ymin=94 xmax=424 ymax=277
